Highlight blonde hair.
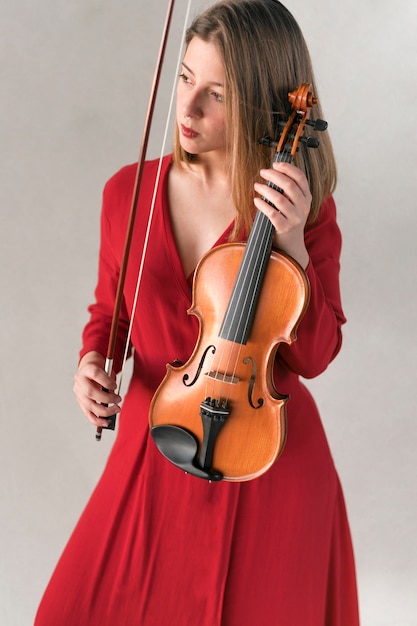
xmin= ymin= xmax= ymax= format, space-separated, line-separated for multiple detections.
xmin=173 ymin=0 xmax=337 ymax=240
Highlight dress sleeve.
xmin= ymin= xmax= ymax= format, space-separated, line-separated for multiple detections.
xmin=79 ymin=168 xmax=134 ymax=372
xmin=277 ymin=195 xmax=346 ymax=379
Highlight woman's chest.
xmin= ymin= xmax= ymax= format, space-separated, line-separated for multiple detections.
xmin=167 ymin=168 xmax=236 ymax=278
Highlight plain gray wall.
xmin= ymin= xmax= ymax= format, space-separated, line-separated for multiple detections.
xmin=1 ymin=1 xmax=416 ymax=624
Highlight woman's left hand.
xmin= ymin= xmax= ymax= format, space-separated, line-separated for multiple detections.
xmin=254 ymin=161 xmax=311 ymax=269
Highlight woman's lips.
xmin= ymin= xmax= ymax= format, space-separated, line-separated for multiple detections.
xmin=181 ymin=124 xmax=199 ymax=139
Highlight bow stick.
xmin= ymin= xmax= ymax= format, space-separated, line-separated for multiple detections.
xmin=96 ymin=0 xmax=177 ymax=441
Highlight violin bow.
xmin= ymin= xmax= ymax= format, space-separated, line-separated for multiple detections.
xmin=96 ymin=0 xmax=178 ymax=441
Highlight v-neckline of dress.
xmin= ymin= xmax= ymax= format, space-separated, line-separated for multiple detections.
xmin=161 ymin=157 xmax=236 ymax=292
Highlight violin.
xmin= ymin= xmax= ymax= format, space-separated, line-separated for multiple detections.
xmin=149 ymin=83 xmax=328 ymax=481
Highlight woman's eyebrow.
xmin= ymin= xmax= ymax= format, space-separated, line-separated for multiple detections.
xmin=181 ymin=61 xmax=224 ymax=87
xmin=181 ymin=61 xmax=194 ymax=75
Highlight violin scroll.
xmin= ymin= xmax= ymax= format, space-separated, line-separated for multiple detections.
xmin=288 ymin=82 xmax=317 ymax=112
xmin=259 ymin=83 xmax=327 ymax=154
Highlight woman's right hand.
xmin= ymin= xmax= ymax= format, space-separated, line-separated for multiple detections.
xmin=73 ymin=351 xmax=122 ymax=428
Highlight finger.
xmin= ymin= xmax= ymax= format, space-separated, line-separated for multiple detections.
xmin=77 ymin=393 xmax=121 ymax=422
xmin=259 ymin=170 xmax=301 ymax=209
xmin=74 ymin=374 xmax=121 ymax=405
xmin=253 ymin=196 xmax=287 ymax=235
xmin=73 ymin=375 xmax=122 ymax=424
xmin=271 ymin=161 xmax=307 ymax=186
xmin=83 ymin=410 xmax=111 ymax=429
xmin=271 ymin=162 xmax=312 ymax=202
xmin=79 ymin=362 xmax=117 ymax=391
xmin=257 ymin=171 xmax=311 ymax=228
xmin=254 ymin=182 xmax=289 ymax=217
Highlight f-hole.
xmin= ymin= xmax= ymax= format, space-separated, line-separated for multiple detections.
xmin=182 ymin=345 xmax=216 ymax=387
xmin=243 ymin=355 xmax=264 ymax=409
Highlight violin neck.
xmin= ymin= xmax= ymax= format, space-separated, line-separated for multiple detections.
xmin=218 ymin=211 xmax=273 ymax=345
xmin=219 ymin=151 xmax=292 ymax=346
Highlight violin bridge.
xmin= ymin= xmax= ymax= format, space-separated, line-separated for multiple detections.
xmin=205 ymin=370 xmax=240 ymax=384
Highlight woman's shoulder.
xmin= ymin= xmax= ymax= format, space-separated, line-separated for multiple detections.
xmin=104 ymin=154 xmax=173 ymax=200
xmin=315 ymin=194 xmax=336 ymax=222
xmin=304 ymin=194 xmax=342 ymax=257
xmin=307 ymin=194 xmax=338 ymax=231
xmin=100 ymin=155 xmax=173 ymax=243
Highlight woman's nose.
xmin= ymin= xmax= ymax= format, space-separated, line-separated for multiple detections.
xmin=182 ymin=92 xmax=202 ymax=119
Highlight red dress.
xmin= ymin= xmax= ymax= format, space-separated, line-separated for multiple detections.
xmin=35 ymin=155 xmax=359 ymax=625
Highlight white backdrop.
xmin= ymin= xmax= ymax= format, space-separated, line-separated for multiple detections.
xmin=1 ymin=1 xmax=416 ymax=624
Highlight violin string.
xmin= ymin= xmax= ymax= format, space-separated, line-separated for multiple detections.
xmin=209 ymin=208 xmax=270 ymax=407
xmin=212 ymin=146 xmax=287 ymax=407
xmin=227 ymin=215 xmax=271 ymax=394
xmin=117 ymin=0 xmax=193 ymax=396
xmin=223 ymin=224 xmax=265 ymax=388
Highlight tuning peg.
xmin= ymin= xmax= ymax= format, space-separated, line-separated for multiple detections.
xmin=300 ymin=136 xmax=320 ymax=148
xmin=258 ymin=136 xmax=278 ymax=147
xmin=259 ymin=135 xmax=320 ymax=149
xmin=306 ymin=118 xmax=328 ymax=131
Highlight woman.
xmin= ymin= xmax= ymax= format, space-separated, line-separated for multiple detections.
xmin=35 ymin=1 xmax=359 ymax=624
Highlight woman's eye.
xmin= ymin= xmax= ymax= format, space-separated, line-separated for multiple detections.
xmin=211 ymin=91 xmax=224 ymax=102
xmin=179 ymin=72 xmax=191 ymax=84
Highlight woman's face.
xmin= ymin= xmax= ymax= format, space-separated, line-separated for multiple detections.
xmin=176 ymin=37 xmax=228 ymax=159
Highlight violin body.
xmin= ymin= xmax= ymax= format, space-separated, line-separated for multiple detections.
xmin=149 ymin=242 xmax=309 ymax=481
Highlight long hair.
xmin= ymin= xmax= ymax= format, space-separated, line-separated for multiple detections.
xmin=173 ymin=0 xmax=337 ymax=240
